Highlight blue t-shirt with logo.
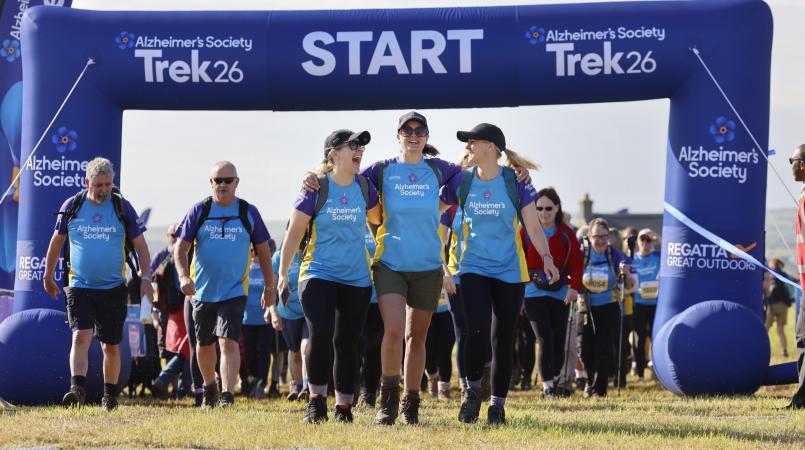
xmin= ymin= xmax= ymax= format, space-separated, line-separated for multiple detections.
xmin=440 ymin=167 xmax=539 ymax=284
xmin=361 ymin=157 xmax=460 ymax=272
xmin=295 ymin=174 xmax=379 ymax=287
xmin=272 ymin=250 xmax=304 ymax=319
xmin=440 ymin=206 xmax=464 ymax=286
xmin=582 ymin=246 xmax=625 ymax=307
xmin=364 ymin=228 xmax=378 ymax=304
xmin=177 ymin=198 xmax=270 ymax=303
xmin=524 ymin=225 xmax=569 ymax=302
xmin=633 ymin=251 xmax=661 ymax=305
xmin=56 ymin=195 xmax=145 ymax=289
xmin=243 ymin=263 xmax=268 ymax=326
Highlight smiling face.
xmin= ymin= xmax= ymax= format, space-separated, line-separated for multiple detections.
xmin=791 ymin=147 xmax=805 ymax=183
xmin=397 ymin=119 xmax=428 ymax=155
xmin=464 ymin=138 xmax=497 ymax=167
xmin=329 ymin=140 xmax=366 ymax=175
xmin=85 ymin=174 xmax=113 ymax=204
xmin=589 ymin=224 xmax=610 ymax=253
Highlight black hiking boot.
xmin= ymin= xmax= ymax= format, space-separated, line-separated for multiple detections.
xmin=61 ymin=384 xmax=86 ymax=409
xmin=487 ymin=404 xmax=506 ymax=425
xmin=399 ymin=393 xmax=421 ymax=425
xmin=333 ymin=404 xmax=354 ymax=423
xmin=101 ymin=394 xmax=118 ymax=412
xmin=374 ymin=382 xmax=400 ymax=425
xmin=303 ymin=395 xmax=329 ymax=424
xmin=458 ymin=388 xmax=482 ymax=423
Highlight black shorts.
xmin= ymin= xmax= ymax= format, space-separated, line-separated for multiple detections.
xmin=64 ymin=283 xmax=128 ymax=345
xmin=191 ymin=296 xmax=247 ymax=346
xmin=281 ymin=317 xmax=309 ymax=353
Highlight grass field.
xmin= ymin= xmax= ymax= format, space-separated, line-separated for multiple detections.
xmin=1 ymin=308 xmax=802 ymax=449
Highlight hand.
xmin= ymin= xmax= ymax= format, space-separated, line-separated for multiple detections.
xmin=619 ymin=262 xmax=631 ymax=275
xmin=543 ymin=258 xmax=560 ymax=283
xmin=513 ymin=167 xmax=532 ymax=184
xmin=140 ymin=278 xmax=154 ymax=302
xmin=179 ymin=275 xmax=196 ymax=296
xmin=261 ymin=286 xmax=277 ymax=309
xmin=44 ymin=276 xmax=61 ymax=299
xmin=301 ymin=171 xmax=320 ymax=192
xmin=564 ymin=288 xmax=579 ymax=305
xmin=277 ymin=275 xmax=289 ymax=305
xmin=443 ymin=274 xmax=456 ymax=295
xmin=268 ymin=307 xmax=282 ymax=331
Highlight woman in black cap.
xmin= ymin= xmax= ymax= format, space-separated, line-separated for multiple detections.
xmin=278 ymin=129 xmax=381 ymax=423
xmin=440 ymin=123 xmax=558 ymax=425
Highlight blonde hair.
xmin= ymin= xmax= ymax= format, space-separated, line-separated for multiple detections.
xmin=501 ymin=148 xmax=539 ymax=171
xmin=316 ymin=149 xmax=335 ymax=174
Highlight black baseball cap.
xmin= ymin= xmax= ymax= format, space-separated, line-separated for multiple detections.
xmin=397 ymin=111 xmax=428 ymax=130
xmin=323 ymin=129 xmax=371 ymax=155
xmin=457 ymin=123 xmax=506 ymax=151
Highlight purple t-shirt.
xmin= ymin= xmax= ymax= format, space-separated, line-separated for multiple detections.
xmin=177 ymin=197 xmax=270 ymax=302
xmin=295 ymin=174 xmax=378 ymax=287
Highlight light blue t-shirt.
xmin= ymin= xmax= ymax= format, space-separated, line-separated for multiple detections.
xmin=361 ymin=157 xmax=459 ymax=272
xmin=524 ymin=225 xmax=569 ymax=301
xmin=364 ymin=228 xmax=378 ymax=304
xmin=178 ymin=198 xmax=270 ymax=303
xmin=243 ymin=263 xmax=268 ymax=326
xmin=294 ymin=174 xmax=378 ymax=287
xmin=272 ymin=250 xmax=304 ymax=319
xmin=56 ymin=195 xmax=145 ymax=289
xmin=440 ymin=167 xmax=539 ymax=284
xmin=441 ymin=206 xmax=464 ymax=286
xmin=582 ymin=246 xmax=625 ymax=307
xmin=633 ymin=251 xmax=661 ymax=305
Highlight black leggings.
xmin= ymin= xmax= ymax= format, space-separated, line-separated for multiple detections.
xmin=633 ymin=303 xmax=656 ymax=378
xmin=242 ymin=325 xmax=272 ymax=384
xmin=524 ymin=298 xmax=570 ymax=383
xmin=183 ymin=296 xmax=204 ymax=390
xmin=579 ymin=302 xmax=620 ymax=396
xmin=359 ymin=303 xmax=384 ymax=394
xmin=459 ymin=273 xmax=524 ymax=398
xmin=516 ymin=313 xmax=536 ymax=383
xmin=300 ymin=278 xmax=371 ymax=394
xmin=447 ymin=288 xmax=471 ymax=380
xmin=426 ymin=310 xmax=456 ymax=382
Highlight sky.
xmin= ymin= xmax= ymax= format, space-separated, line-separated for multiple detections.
xmin=72 ymin=0 xmax=805 ymax=227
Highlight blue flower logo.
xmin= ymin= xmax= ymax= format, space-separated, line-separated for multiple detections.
xmin=708 ymin=116 xmax=736 ymax=144
xmin=93 ymin=214 xmax=103 ymax=223
xmin=525 ymin=26 xmax=546 ymax=45
xmin=408 ymin=173 xmax=417 ymax=183
xmin=483 ymin=191 xmax=492 ymax=200
xmin=1 ymin=39 xmax=21 ymax=63
xmin=339 ymin=194 xmax=348 ymax=205
xmin=52 ymin=127 xmax=78 ymax=153
xmin=115 ymin=31 xmax=136 ymax=50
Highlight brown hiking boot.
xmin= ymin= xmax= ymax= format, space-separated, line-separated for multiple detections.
xmin=374 ymin=382 xmax=400 ymax=425
xmin=400 ymin=393 xmax=421 ymax=425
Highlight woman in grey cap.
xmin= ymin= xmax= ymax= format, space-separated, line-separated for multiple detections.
xmin=302 ymin=112 xmax=535 ymax=425
xmin=279 ymin=129 xmax=381 ymax=423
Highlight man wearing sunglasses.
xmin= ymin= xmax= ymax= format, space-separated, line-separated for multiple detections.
xmin=788 ymin=144 xmax=805 ymax=409
xmin=174 ymin=161 xmax=274 ymax=408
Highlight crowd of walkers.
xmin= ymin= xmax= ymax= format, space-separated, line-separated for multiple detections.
xmin=44 ymin=111 xmax=669 ymax=425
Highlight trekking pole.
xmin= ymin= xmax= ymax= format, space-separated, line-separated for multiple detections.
xmin=616 ymin=236 xmax=637 ymax=397
xmin=560 ymin=300 xmax=575 ymax=394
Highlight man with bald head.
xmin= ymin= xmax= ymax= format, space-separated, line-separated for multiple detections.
xmin=175 ymin=161 xmax=274 ymax=407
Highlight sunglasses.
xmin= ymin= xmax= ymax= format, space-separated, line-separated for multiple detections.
xmin=399 ymin=126 xmax=429 ymax=137
xmin=790 ymin=158 xmax=804 ymax=165
xmin=536 ymin=206 xmax=554 ymax=212
xmin=639 ymin=235 xmax=653 ymax=242
xmin=591 ymin=234 xmax=609 ymax=240
xmin=334 ymin=140 xmax=363 ymax=151
xmin=213 ymin=177 xmax=236 ymax=185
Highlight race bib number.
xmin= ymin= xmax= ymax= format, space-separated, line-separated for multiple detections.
xmin=639 ymin=281 xmax=659 ymax=299
xmin=583 ymin=271 xmax=609 ymax=294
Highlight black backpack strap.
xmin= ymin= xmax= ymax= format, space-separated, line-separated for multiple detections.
xmin=197 ymin=196 xmax=214 ymax=229
xmin=424 ymin=158 xmax=443 ymax=186
xmin=376 ymin=162 xmax=385 ymax=198
xmin=502 ymin=167 xmax=523 ymax=226
xmin=60 ymin=191 xmax=87 ymax=287
xmin=357 ymin=174 xmax=370 ymax=208
xmin=312 ymin=175 xmax=329 ymax=219
xmin=458 ymin=168 xmax=475 ymax=219
xmin=111 ymin=190 xmax=141 ymax=282
xmin=237 ymin=199 xmax=253 ymax=239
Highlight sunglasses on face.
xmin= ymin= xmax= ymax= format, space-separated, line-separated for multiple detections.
xmin=639 ymin=235 xmax=653 ymax=242
xmin=536 ymin=206 xmax=554 ymax=212
xmin=790 ymin=158 xmax=804 ymax=165
xmin=399 ymin=126 xmax=429 ymax=137
xmin=213 ymin=177 xmax=236 ymax=185
xmin=591 ymin=234 xmax=609 ymax=240
xmin=334 ymin=140 xmax=363 ymax=151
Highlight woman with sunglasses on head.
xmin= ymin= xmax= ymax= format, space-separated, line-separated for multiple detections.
xmin=631 ymin=228 xmax=660 ymax=383
xmin=278 ymin=130 xmax=381 ymax=423
xmin=578 ymin=217 xmax=635 ymax=398
xmin=440 ymin=123 xmax=559 ymax=425
xmin=521 ymin=187 xmax=583 ymax=398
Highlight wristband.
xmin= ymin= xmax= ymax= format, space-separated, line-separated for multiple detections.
xmin=542 ymin=254 xmax=554 ymax=261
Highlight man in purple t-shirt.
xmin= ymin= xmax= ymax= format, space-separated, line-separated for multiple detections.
xmin=174 ymin=161 xmax=274 ymax=408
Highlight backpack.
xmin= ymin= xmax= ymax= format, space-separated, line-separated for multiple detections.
xmin=300 ymin=174 xmax=371 ymax=257
xmin=458 ymin=166 xmax=522 ymax=225
xmin=58 ymin=187 xmax=140 ymax=288
xmin=196 ymin=196 xmax=254 ymax=240
xmin=527 ymin=228 xmax=571 ymax=291
xmin=152 ymin=251 xmax=184 ymax=313
xmin=581 ymin=239 xmax=618 ymax=294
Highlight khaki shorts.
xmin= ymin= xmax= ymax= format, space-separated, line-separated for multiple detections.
xmin=373 ymin=263 xmax=443 ymax=311
xmin=765 ymin=302 xmax=788 ymax=328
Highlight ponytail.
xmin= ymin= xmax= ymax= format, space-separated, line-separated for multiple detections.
xmin=423 ymin=143 xmax=440 ymax=157
xmin=316 ymin=151 xmax=334 ymax=174
xmin=501 ymin=148 xmax=539 ymax=170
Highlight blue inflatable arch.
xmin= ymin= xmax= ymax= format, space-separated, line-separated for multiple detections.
xmin=0 ymin=0 xmax=780 ymax=404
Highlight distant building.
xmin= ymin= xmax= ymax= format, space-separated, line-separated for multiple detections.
xmin=576 ymin=193 xmax=663 ymax=233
